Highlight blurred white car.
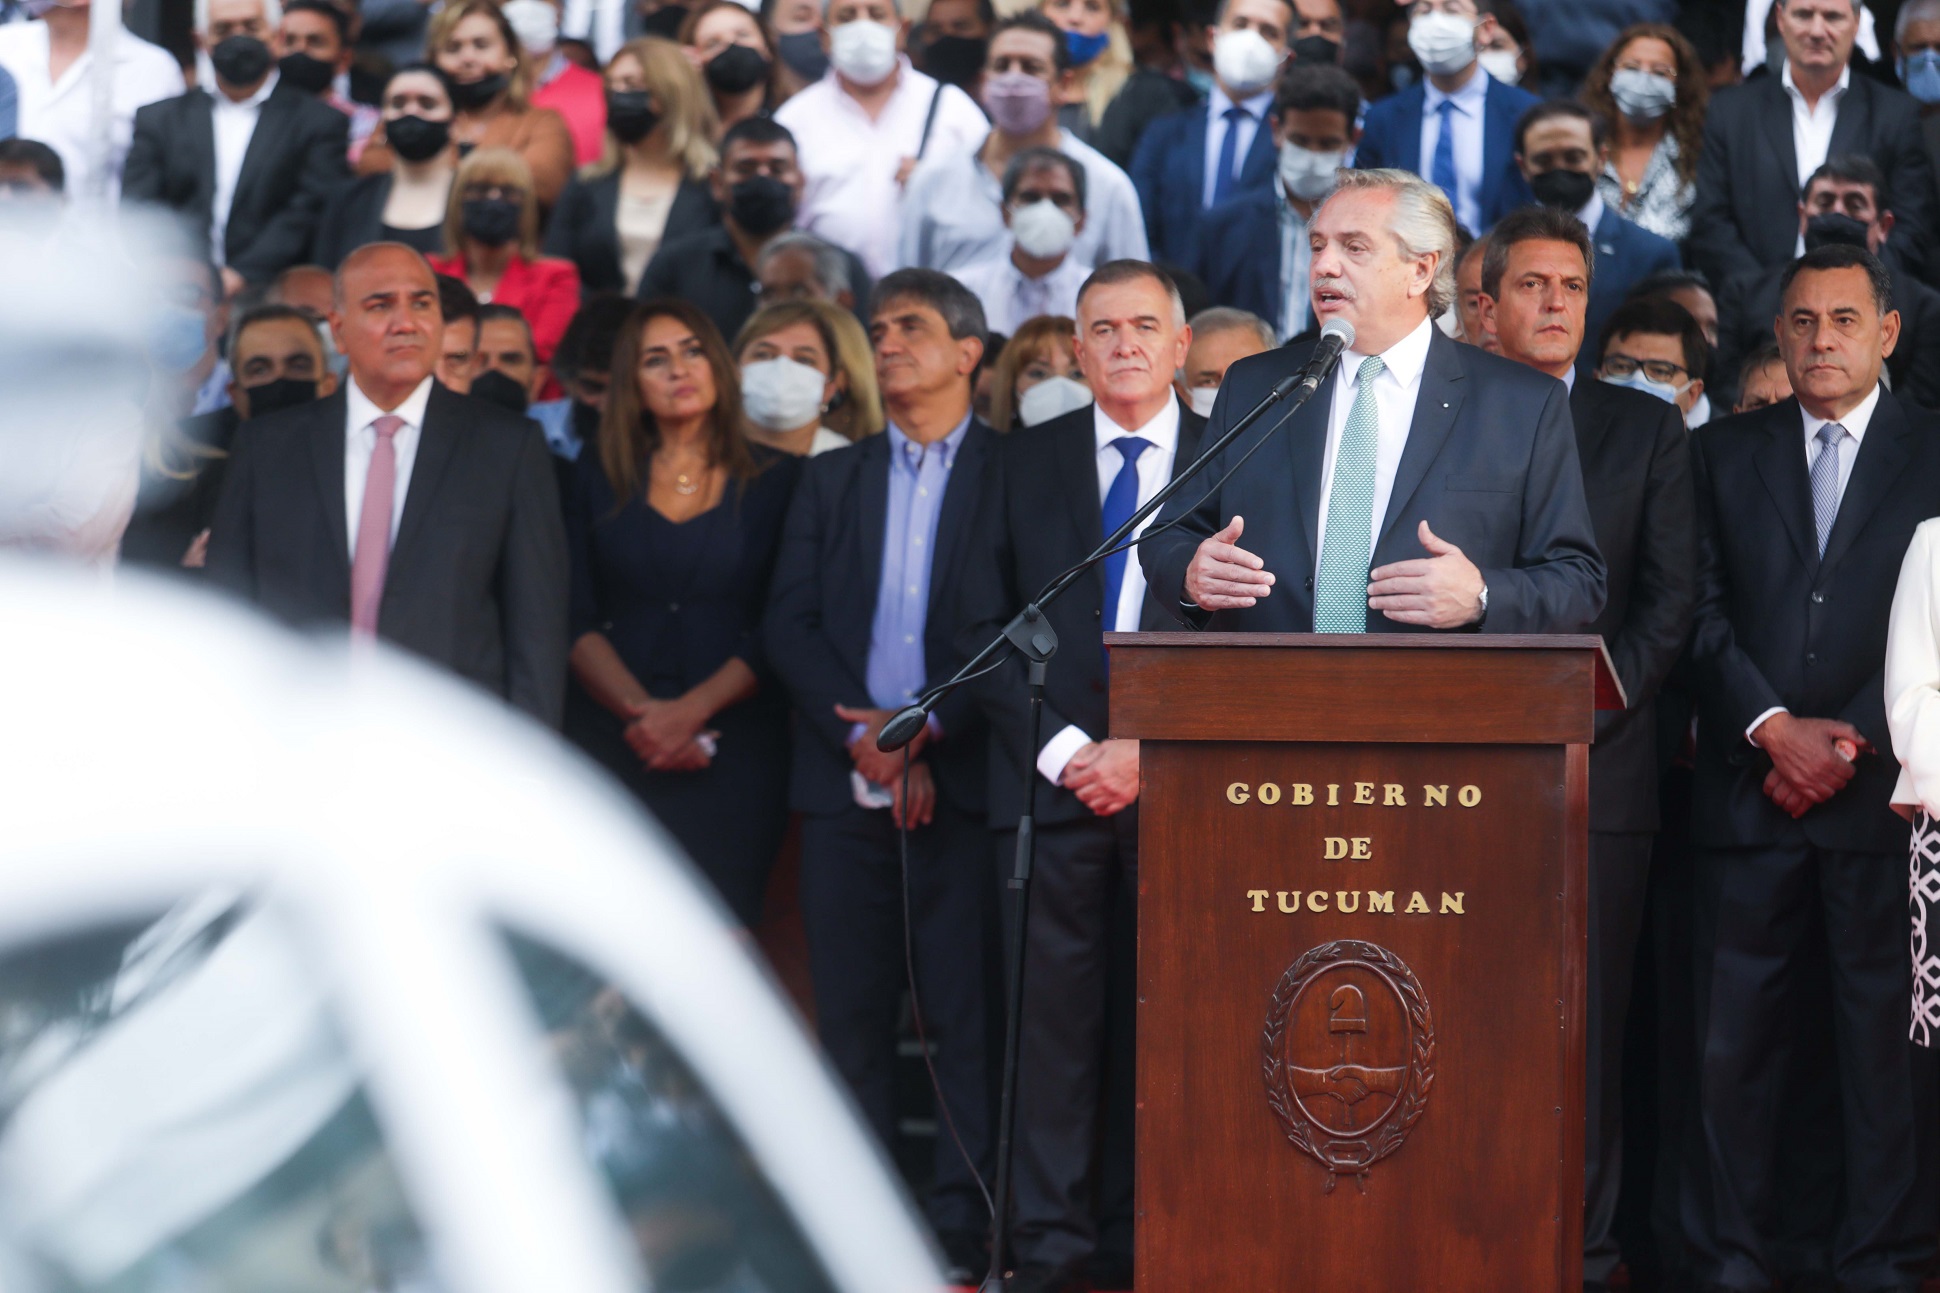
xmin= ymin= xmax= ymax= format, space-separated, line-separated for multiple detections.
xmin=0 ymin=559 xmax=943 ymax=1293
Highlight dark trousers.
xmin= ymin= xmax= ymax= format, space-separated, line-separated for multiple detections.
xmin=1689 ymin=836 xmax=1935 ymax=1292
xmin=799 ymin=798 xmax=995 ymax=1234
xmin=1586 ymin=830 xmax=1655 ymax=1289
xmin=997 ymin=809 xmax=1139 ymax=1273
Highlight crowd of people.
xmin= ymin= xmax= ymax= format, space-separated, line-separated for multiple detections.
xmin=8 ymin=0 xmax=1940 ymax=1283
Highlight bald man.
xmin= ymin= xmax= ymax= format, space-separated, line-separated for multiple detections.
xmin=207 ymin=242 xmax=569 ymax=724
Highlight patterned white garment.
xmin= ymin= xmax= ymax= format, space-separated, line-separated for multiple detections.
xmin=1912 ymin=809 xmax=1940 ymax=1047
xmin=1595 ymin=137 xmax=1694 ymax=245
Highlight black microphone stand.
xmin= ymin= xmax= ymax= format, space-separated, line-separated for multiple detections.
xmin=876 ymin=342 xmax=1345 ymax=1291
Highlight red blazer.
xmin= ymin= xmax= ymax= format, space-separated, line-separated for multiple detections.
xmin=428 ymin=251 xmax=582 ymax=365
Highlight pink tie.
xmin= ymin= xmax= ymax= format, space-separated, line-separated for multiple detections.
xmin=349 ymin=414 xmax=404 ymax=637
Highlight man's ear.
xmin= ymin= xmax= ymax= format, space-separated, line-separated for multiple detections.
xmin=1882 ymin=307 xmax=1903 ymax=360
xmin=1879 ymin=209 xmax=1897 ymax=243
xmin=318 ymin=369 xmax=340 ymax=398
xmin=1477 ymin=291 xmax=1496 ymax=329
xmin=957 ymin=335 xmax=984 ymax=376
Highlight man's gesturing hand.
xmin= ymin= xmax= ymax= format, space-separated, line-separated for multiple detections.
xmin=1368 ymin=521 xmax=1485 ymax=628
xmin=1185 ymin=515 xmax=1274 ymax=610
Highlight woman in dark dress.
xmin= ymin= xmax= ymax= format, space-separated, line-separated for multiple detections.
xmin=565 ymin=298 xmax=800 ymax=924
xmin=313 ymin=65 xmax=460 ymax=268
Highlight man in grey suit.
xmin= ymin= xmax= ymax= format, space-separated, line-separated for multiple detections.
xmin=207 ymin=243 xmax=569 ymax=725
xmin=1141 ymin=167 xmax=1605 ymax=635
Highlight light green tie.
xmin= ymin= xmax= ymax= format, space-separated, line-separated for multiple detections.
xmin=1313 ymin=354 xmax=1384 ymax=633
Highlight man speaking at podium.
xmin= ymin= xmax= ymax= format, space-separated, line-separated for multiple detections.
xmin=1142 ymin=168 xmax=1605 ymax=634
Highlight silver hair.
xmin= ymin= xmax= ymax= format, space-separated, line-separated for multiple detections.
xmin=1325 ymin=168 xmax=1459 ymax=317
xmin=195 ymin=0 xmax=283 ymax=36
xmin=1188 ymin=306 xmax=1276 ymax=349
xmin=756 ymin=232 xmax=853 ymax=298
xmin=1898 ymin=0 xmax=1940 ymax=40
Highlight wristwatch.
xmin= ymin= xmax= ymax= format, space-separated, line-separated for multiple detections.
xmin=1477 ymin=582 xmax=1489 ymax=621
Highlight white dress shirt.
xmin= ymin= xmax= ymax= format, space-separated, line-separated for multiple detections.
xmin=774 ymin=58 xmax=990 ymax=280
xmin=1747 ymin=381 xmax=1880 ymax=741
xmin=897 ymin=126 xmax=1150 ymax=272
xmin=0 ymin=20 xmax=183 ymax=202
xmin=1201 ymin=83 xmax=1274 ymax=209
xmin=1784 ymin=59 xmax=1848 ymax=188
xmin=1312 ymin=314 xmax=1435 ymax=578
xmin=951 ymin=250 xmax=1091 ymax=335
xmin=1036 ymin=394 xmax=1182 ymax=787
xmin=344 ymin=375 xmax=433 ymax=560
xmin=1577 ymin=190 xmax=1606 ymax=240
xmin=1420 ymin=66 xmax=1490 ymax=236
xmin=1887 ymin=517 xmax=1940 ymax=813
xmin=209 ymin=70 xmax=278 ymax=267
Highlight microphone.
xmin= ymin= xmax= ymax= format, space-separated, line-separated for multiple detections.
xmin=1293 ymin=318 xmax=1355 ymax=397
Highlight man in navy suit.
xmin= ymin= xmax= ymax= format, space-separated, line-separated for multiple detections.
xmin=1141 ymin=168 xmax=1605 ymax=636
xmin=1353 ymin=0 xmax=1538 ymax=235
xmin=1511 ymin=100 xmax=1678 ymax=355
xmin=1197 ymin=62 xmax=1361 ymax=339
xmin=1129 ymin=0 xmax=1294 ymax=268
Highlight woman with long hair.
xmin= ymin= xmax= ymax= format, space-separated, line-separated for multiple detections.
xmin=732 ymin=300 xmax=882 ymax=456
xmin=427 ymin=148 xmax=582 ymax=367
xmin=564 ymin=299 xmax=800 ymax=924
xmin=313 ymin=64 xmax=458 ymax=266
xmin=679 ymin=0 xmax=779 ymax=133
xmin=1040 ymin=0 xmax=1130 ymax=143
xmin=544 ymin=37 xmax=721 ymax=294
xmin=1580 ymin=23 xmax=1708 ymax=244
xmin=988 ymin=314 xmax=1082 ymax=431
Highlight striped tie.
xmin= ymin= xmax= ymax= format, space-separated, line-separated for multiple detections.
xmin=1810 ymin=421 xmax=1846 ymax=555
xmin=1314 ymin=356 xmax=1384 ymax=632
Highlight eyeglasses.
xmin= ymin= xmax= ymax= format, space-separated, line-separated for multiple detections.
xmin=1600 ymin=352 xmax=1688 ymax=384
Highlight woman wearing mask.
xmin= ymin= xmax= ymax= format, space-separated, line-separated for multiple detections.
xmin=429 ymin=148 xmax=582 ymax=368
xmin=1040 ymin=0 xmax=1130 ymax=142
xmin=762 ymin=0 xmax=827 ymax=101
xmin=314 ymin=65 xmax=459 ymax=266
xmin=988 ymin=315 xmax=1085 ymax=430
xmin=545 ymin=37 xmax=720 ymax=295
xmin=912 ymin=0 xmax=994 ymax=94
xmin=504 ymin=0 xmax=608 ymax=164
xmin=356 ymin=0 xmax=575 ymax=208
xmin=732 ymin=300 xmax=882 ymax=456
xmin=680 ymin=0 xmax=778 ymax=132
xmin=1473 ymin=0 xmax=1533 ymax=86
xmin=1581 ymin=23 xmax=1707 ymax=243
xmin=564 ymin=299 xmax=800 ymax=925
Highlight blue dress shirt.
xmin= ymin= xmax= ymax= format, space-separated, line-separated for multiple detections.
xmin=866 ymin=414 xmax=973 ymax=714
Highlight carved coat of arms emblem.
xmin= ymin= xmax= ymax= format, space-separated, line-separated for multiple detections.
xmin=1262 ymin=939 xmax=1435 ymax=1191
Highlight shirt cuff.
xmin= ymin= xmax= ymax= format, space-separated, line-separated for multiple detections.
xmin=847 ymin=721 xmax=868 ymax=747
xmin=926 ymin=713 xmax=943 ymax=742
xmin=1037 ymin=724 xmax=1093 ymax=787
xmin=1746 ymin=707 xmax=1788 ymax=746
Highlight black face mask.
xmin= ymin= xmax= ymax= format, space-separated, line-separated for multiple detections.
xmin=241 ymin=376 xmax=319 ymax=419
xmin=276 ymin=50 xmax=335 ymax=94
xmin=470 ymin=367 xmax=530 ymax=413
xmin=705 ymin=43 xmax=772 ymax=94
xmin=1805 ymin=210 xmax=1872 ymax=251
xmin=728 ymin=174 xmax=795 ymax=236
xmin=385 ymin=113 xmax=451 ymax=162
xmin=777 ymin=30 xmax=829 ymax=81
xmin=461 ymin=196 xmax=523 ymax=246
xmin=449 ymin=71 xmax=510 ymax=111
xmin=1529 ymin=168 xmax=1596 ymax=211
xmin=572 ymin=395 xmax=602 ymax=441
xmin=639 ymin=3 xmax=688 ymax=37
xmin=1290 ymin=34 xmax=1341 ymax=65
xmin=210 ymin=34 xmax=273 ymax=86
xmin=605 ymin=90 xmax=660 ymax=143
xmin=917 ymin=34 xmax=987 ymax=88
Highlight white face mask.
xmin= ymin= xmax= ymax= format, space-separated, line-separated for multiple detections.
xmin=1010 ymin=198 xmax=1078 ymax=259
xmin=1602 ymin=367 xmax=1690 ymax=408
xmin=502 ymin=0 xmax=560 ymax=56
xmin=1277 ymin=140 xmax=1342 ymax=202
xmin=1017 ymin=374 xmax=1093 ymax=426
xmin=1212 ymin=27 xmax=1282 ymax=96
xmin=829 ymin=20 xmax=899 ymax=87
xmin=1187 ymin=384 xmax=1220 ymax=417
xmin=1407 ymin=10 xmax=1477 ymax=78
xmin=1476 ymin=46 xmax=1520 ymax=84
xmin=1609 ymin=67 xmax=1676 ymax=121
xmin=741 ymin=355 xmax=828 ymax=431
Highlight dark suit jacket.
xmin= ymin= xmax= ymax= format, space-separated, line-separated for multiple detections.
xmin=122 ymin=82 xmax=350 ymax=285
xmin=958 ymin=400 xmax=1207 ymax=827
xmin=1570 ymin=377 xmax=1697 ymax=832
xmin=762 ymin=423 xmax=996 ymax=817
xmin=205 ymin=382 xmax=570 ymax=725
xmin=1585 ymin=203 xmax=1681 ymax=355
xmin=310 ymin=172 xmax=447 ymax=268
xmin=1194 ymin=187 xmax=1314 ymax=341
xmin=1689 ymin=388 xmax=1940 ymax=854
xmin=1141 ymin=326 xmax=1606 ymax=634
xmin=542 ymin=170 xmax=718 ymax=294
xmin=1688 ymin=72 xmax=1937 ymax=288
xmin=1129 ymin=98 xmax=1277 ymax=269
xmin=1717 ymin=257 xmax=1940 ymax=412
xmin=1352 ymin=74 xmax=1540 ymax=232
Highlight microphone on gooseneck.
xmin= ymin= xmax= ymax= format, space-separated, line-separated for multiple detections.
xmin=1293 ymin=318 xmax=1356 ymax=397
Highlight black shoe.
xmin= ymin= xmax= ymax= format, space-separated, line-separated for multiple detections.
xmin=1003 ymin=1263 xmax=1085 ymax=1293
xmin=937 ymin=1230 xmax=988 ymax=1286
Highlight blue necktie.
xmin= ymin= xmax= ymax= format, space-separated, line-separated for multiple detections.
xmin=1213 ymin=105 xmax=1247 ymax=205
xmin=1101 ymin=436 xmax=1153 ymax=634
xmin=1810 ymin=422 xmax=1846 ymax=554
xmin=1431 ymin=98 xmax=1458 ymax=210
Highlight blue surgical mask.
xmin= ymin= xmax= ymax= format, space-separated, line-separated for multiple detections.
xmin=1184 ymin=65 xmax=1214 ymax=97
xmin=149 ymin=305 xmax=210 ymax=375
xmin=1900 ymin=49 xmax=1940 ymax=104
xmin=1602 ymin=367 xmax=1688 ymax=405
xmin=1064 ymin=28 xmax=1110 ymax=66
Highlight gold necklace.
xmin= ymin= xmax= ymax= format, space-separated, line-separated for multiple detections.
xmin=673 ymin=472 xmax=700 ymax=496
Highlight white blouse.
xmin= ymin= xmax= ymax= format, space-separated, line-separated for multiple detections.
xmin=1886 ymin=518 xmax=1940 ymax=813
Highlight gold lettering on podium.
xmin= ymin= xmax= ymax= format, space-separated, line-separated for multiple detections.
xmin=1458 ymin=785 xmax=1483 ymax=807
xmin=1336 ymin=891 xmax=1361 ymax=913
xmin=1258 ymin=783 xmax=1282 ymax=805
xmin=1228 ymin=783 xmax=1251 ymax=804
xmin=1248 ymin=890 xmax=1268 ymax=911
xmin=1405 ymin=892 xmax=1430 ymax=913
xmin=1326 ymin=784 xmax=1340 ymax=805
xmin=1441 ymin=892 xmax=1465 ymax=914
xmin=1221 ymin=781 xmax=1483 ymax=811
xmin=1351 ymin=838 xmax=1372 ymax=859
xmin=1243 ymin=889 xmax=1466 ymax=916
xmin=1353 ymin=782 xmax=1375 ymax=804
xmin=1292 ymin=783 xmax=1314 ymax=804
xmin=1384 ymin=784 xmax=1407 ymax=806
xmin=1368 ymin=892 xmax=1394 ymax=913
xmin=1324 ymin=838 xmax=1348 ymax=859
xmin=1424 ymin=785 xmax=1448 ymax=806
xmin=1307 ymin=891 xmax=1330 ymax=912
xmin=1279 ymin=891 xmax=1302 ymax=913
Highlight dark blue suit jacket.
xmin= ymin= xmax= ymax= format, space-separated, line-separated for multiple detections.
xmin=1197 ymin=188 xmax=1283 ymax=324
xmin=1353 ymin=73 xmax=1539 ymax=233
xmin=1585 ymin=203 xmax=1680 ymax=353
xmin=762 ymin=423 xmax=995 ymax=817
xmin=1130 ymin=96 xmax=1278 ymax=269
xmin=1140 ymin=325 xmax=1606 ymax=634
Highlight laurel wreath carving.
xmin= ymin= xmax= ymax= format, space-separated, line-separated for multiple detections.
xmin=1261 ymin=939 xmax=1436 ymax=1192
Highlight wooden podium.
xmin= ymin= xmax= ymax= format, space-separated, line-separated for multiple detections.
xmin=1107 ymin=633 xmax=1623 ymax=1292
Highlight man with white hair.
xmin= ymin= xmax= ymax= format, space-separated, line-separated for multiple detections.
xmin=1143 ymin=167 xmax=1605 ymax=637
xmin=122 ymin=0 xmax=348 ymax=297
xmin=772 ymin=0 xmax=988 ymax=280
